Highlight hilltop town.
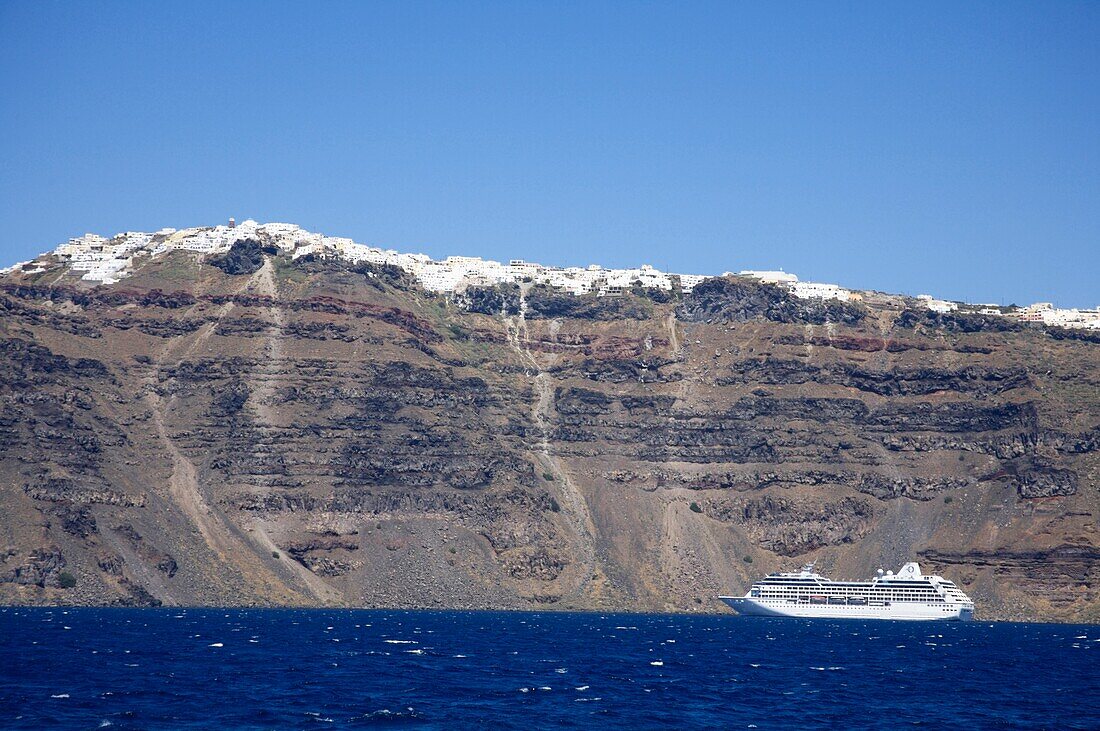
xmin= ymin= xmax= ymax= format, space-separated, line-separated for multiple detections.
xmin=5 ymin=218 xmax=1100 ymax=330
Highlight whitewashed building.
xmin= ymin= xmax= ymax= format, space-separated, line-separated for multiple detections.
xmin=917 ymin=294 xmax=959 ymax=313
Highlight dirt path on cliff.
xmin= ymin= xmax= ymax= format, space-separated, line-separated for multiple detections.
xmin=142 ymin=382 xmax=309 ymax=604
xmin=504 ymin=285 xmax=599 ymax=597
xmin=666 ymin=310 xmax=682 ymax=358
xmin=247 ymin=519 xmax=344 ymax=604
xmin=245 ymin=259 xmax=285 ymax=426
xmin=233 ymin=263 xmax=343 ymax=602
xmin=143 ymin=261 xmax=336 ymax=605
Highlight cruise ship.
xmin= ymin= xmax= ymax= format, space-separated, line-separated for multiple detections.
xmin=719 ymin=561 xmax=974 ymax=621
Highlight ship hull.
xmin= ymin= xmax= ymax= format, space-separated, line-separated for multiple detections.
xmin=719 ymin=596 xmax=973 ymax=621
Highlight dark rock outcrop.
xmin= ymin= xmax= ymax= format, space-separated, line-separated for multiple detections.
xmin=704 ymin=495 xmax=874 ymax=556
xmin=209 ymin=238 xmax=266 ymax=275
xmin=525 ymin=285 xmax=653 ymax=320
xmin=454 ymin=284 xmax=521 ymax=316
xmin=719 ymin=357 xmax=1031 ymax=397
xmin=678 ymin=276 xmax=865 ymax=325
xmin=0 ymin=548 xmax=65 ymax=587
xmin=209 ymin=380 xmax=250 ymax=416
xmin=894 ymin=308 xmax=1024 ymax=333
xmin=112 ymin=524 xmax=178 ymax=577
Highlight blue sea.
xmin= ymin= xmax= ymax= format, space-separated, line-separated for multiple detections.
xmin=1 ymin=608 xmax=1097 ymax=729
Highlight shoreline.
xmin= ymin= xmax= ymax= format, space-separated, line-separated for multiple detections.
xmin=3 ymin=604 xmax=1098 ymax=626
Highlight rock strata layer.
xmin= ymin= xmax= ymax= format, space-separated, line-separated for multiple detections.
xmin=1 ymin=257 xmax=1097 ymax=622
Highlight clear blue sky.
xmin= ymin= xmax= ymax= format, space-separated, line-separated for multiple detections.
xmin=1 ymin=2 xmax=1097 ymax=306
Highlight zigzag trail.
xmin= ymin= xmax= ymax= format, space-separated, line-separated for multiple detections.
xmin=504 ymin=284 xmax=600 ymax=598
xmin=145 ymin=260 xmax=337 ymax=605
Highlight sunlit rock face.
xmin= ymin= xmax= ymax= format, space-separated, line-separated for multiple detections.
xmin=1 ymin=247 xmax=1097 ymax=623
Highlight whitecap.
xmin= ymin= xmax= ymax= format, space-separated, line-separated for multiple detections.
xmin=51 ymin=694 xmax=70 ymax=698
xmin=209 ymin=642 xmax=224 ymax=648
xmin=650 ymin=661 xmax=664 ymax=666
xmin=574 ymin=697 xmax=602 ymax=702
xmin=555 ymin=668 xmax=567 ymax=674
xmin=405 ymin=649 xmax=424 ymax=655
xmin=383 ymin=639 xmax=416 ymax=644
xmin=749 ymin=663 xmax=761 ymax=668
xmin=575 ymin=685 xmax=590 ymax=691
xmin=538 ymin=686 xmax=551 ymax=691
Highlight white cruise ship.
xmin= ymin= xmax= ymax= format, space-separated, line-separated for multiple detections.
xmin=719 ymin=561 xmax=974 ymax=621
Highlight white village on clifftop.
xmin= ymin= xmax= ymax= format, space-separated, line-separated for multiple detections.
xmin=5 ymin=219 xmax=1099 ymax=330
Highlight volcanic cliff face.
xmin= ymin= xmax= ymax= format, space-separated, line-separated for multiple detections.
xmin=1 ymin=250 xmax=1097 ymax=621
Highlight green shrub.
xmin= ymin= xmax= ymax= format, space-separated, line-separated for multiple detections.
xmin=543 ymin=472 xmax=555 ymax=481
xmin=549 ymin=497 xmax=561 ymax=513
xmin=57 ymin=571 xmax=77 ymax=589
xmin=449 ymin=547 xmax=457 ymax=554
xmin=689 ymin=502 xmax=703 ymax=514
xmin=944 ymin=495 xmax=953 ymax=504
xmin=272 ymin=551 xmax=280 ymax=559
xmin=743 ymin=555 xmax=753 ymax=564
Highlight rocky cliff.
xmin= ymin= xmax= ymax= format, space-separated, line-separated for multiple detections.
xmin=1 ymin=250 xmax=1097 ymax=622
